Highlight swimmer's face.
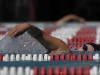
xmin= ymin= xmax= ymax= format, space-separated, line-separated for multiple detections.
xmin=77 ymin=44 xmax=95 ymax=51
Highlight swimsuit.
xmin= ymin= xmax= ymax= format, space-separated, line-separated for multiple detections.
xmin=0 ymin=32 xmax=48 ymax=54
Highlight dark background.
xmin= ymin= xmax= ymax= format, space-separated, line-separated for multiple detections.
xmin=0 ymin=0 xmax=100 ymax=22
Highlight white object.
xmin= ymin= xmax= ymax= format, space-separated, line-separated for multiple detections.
xmin=9 ymin=66 xmax=16 ymax=75
xmin=33 ymin=54 xmax=37 ymax=61
xmin=38 ymin=54 xmax=43 ymax=61
xmin=94 ymin=53 xmax=99 ymax=62
xmin=44 ymin=54 xmax=48 ymax=61
xmin=10 ymin=54 xmax=15 ymax=61
xmin=48 ymin=56 xmax=51 ymax=61
xmin=25 ymin=66 xmax=30 ymax=75
xmin=17 ymin=66 xmax=24 ymax=75
xmin=4 ymin=54 xmax=9 ymax=61
xmin=21 ymin=54 xmax=26 ymax=61
xmin=2 ymin=66 xmax=8 ymax=75
xmin=90 ymin=68 xmax=93 ymax=75
xmin=27 ymin=54 xmax=32 ymax=61
xmin=16 ymin=54 xmax=20 ymax=61
xmin=92 ymin=66 xmax=98 ymax=75
xmin=30 ymin=69 xmax=34 ymax=75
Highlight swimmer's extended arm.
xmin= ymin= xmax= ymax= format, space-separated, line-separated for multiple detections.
xmin=8 ymin=23 xmax=70 ymax=54
xmin=55 ymin=14 xmax=86 ymax=25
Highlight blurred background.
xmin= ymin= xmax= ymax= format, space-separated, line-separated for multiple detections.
xmin=0 ymin=0 xmax=100 ymax=22
xmin=0 ymin=0 xmax=100 ymax=50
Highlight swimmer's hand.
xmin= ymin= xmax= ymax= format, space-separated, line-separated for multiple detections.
xmin=8 ymin=23 xmax=30 ymax=38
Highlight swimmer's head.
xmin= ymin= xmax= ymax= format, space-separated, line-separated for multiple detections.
xmin=77 ymin=42 xmax=100 ymax=51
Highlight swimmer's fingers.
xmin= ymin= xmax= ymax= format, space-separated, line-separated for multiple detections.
xmin=10 ymin=31 xmax=18 ymax=38
xmin=8 ymin=27 xmax=17 ymax=37
xmin=8 ymin=23 xmax=30 ymax=37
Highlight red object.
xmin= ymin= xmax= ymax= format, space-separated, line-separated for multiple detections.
xmin=62 ymin=67 xmax=68 ymax=75
xmin=0 ymin=54 xmax=3 ymax=61
xmin=50 ymin=54 xmax=54 ymax=61
xmin=60 ymin=54 xmax=65 ymax=60
xmin=33 ymin=67 xmax=38 ymax=75
xmin=66 ymin=54 xmax=71 ymax=60
xmin=60 ymin=70 xmax=63 ymax=75
xmin=89 ymin=54 xmax=93 ymax=60
xmin=55 ymin=54 xmax=60 ymax=60
xmin=84 ymin=66 xmax=90 ymax=75
xmin=71 ymin=54 xmax=76 ymax=60
xmin=70 ymin=67 xmax=76 ymax=75
xmin=47 ymin=67 xmax=53 ymax=75
xmin=83 ymin=54 xmax=88 ymax=60
xmin=77 ymin=54 xmax=82 ymax=60
xmin=77 ymin=66 xmax=83 ymax=75
xmin=55 ymin=66 xmax=60 ymax=75
xmin=40 ymin=67 xmax=45 ymax=75
xmin=0 ymin=31 xmax=7 ymax=34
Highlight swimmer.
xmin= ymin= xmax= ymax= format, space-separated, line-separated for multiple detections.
xmin=8 ymin=23 xmax=100 ymax=54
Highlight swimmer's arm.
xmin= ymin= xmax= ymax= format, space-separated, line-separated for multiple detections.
xmin=55 ymin=14 xmax=86 ymax=25
xmin=28 ymin=24 xmax=70 ymax=53
xmin=8 ymin=23 xmax=70 ymax=53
